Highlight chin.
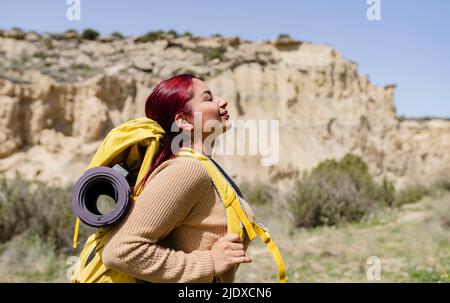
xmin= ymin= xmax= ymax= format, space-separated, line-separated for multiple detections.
xmin=220 ymin=115 xmax=231 ymax=131
xmin=223 ymin=120 xmax=232 ymax=132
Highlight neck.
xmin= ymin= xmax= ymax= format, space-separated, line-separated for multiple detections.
xmin=187 ymin=140 xmax=214 ymax=158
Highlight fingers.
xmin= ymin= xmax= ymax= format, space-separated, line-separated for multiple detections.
xmin=219 ymin=242 xmax=244 ymax=253
xmin=228 ymin=242 xmax=244 ymax=250
xmin=211 ymin=233 xmax=251 ymax=275
xmin=222 ymin=233 xmax=242 ymax=243
xmin=225 ymin=243 xmax=251 ymax=264
xmin=219 ymin=235 xmax=244 ymax=251
xmin=231 ymin=249 xmax=246 ymax=257
xmin=232 ymin=256 xmax=252 ymax=264
xmin=220 ymin=234 xmax=250 ymax=263
xmin=225 ymin=249 xmax=252 ymax=263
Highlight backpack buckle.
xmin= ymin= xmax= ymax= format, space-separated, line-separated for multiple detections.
xmin=256 ymin=222 xmax=271 ymax=243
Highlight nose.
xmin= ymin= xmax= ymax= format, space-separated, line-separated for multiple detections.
xmin=218 ymin=97 xmax=228 ymax=108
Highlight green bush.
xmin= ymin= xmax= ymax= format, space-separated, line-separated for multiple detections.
xmin=136 ymin=31 xmax=164 ymax=43
xmin=392 ymin=178 xmax=450 ymax=208
xmin=9 ymin=27 xmax=25 ymax=40
xmin=380 ymin=177 xmax=396 ymax=207
xmin=277 ymin=33 xmax=291 ymax=39
xmin=274 ymin=33 xmax=301 ymax=51
xmin=62 ymin=29 xmax=79 ymax=40
xmin=69 ymin=63 xmax=95 ymax=72
xmin=288 ymin=154 xmax=396 ymax=228
xmin=82 ymin=28 xmax=100 ymax=40
xmin=0 ymin=172 xmax=92 ymax=249
xmin=434 ymin=179 xmax=450 ymax=192
xmin=11 ymin=27 xmax=23 ymax=32
xmin=64 ymin=29 xmax=78 ymax=36
xmin=207 ymin=46 xmax=227 ymax=61
xmin=394 ymin=185 xmax=429 ymax=207
xmin=33 ymin=51 xmax=47 ymax=59
xmin=49 ymin=33 xmax=63 ymax=40
xmin=228 ymin=37 xmax=241 ymax=48
xmin=193 ymin=46 xmax=227 ymax=62
xmin=239 ymin=181 xmax=273 ymax=206
xmin=167 ymin=30 xmax=178 ymax=38
xmin=111 ymin=31 xmax=124 ymax=39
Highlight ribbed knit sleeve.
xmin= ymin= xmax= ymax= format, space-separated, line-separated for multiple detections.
xmin=101 ymin=157 xmax=216 ymax=283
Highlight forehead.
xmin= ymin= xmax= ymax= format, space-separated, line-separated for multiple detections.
xmin=192 ymin=78 xmax=209 ymax=96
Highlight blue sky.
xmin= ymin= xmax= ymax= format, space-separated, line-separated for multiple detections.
xmin=1 ymin=0 xmax=449 ymax=118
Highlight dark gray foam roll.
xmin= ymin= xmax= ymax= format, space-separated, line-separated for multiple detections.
xmin=72 ymin=166 xmax=131 ymax=228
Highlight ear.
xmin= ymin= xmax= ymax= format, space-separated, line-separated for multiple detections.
xmin=174 ymin=113 xmax=193 ymax=131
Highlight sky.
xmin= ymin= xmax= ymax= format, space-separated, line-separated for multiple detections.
xmin=0 ymin=0 xmax=449 ymax=118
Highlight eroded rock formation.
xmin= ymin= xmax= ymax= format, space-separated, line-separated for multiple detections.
xmin=0 ymin=31 xmax=448 ymax=189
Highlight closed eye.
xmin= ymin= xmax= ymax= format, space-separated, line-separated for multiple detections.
xmin=201 ymin=90 xmax=213 ymax=101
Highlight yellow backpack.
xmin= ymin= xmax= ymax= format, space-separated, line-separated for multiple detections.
xmin=70 ymin=117 xmax=286 ymax=283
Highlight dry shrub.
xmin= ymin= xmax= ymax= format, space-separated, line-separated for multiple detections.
xmin=288 ymin=154 xmax=395 ymax=228
xmin=0 ymin=172 xmax=92 ymax=250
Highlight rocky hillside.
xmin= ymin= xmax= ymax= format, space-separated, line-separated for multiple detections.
xmin=0 ymin=29 xmax=448 ymax=189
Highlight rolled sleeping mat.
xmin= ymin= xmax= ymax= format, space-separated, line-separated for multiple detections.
xmin=72 ymin=164 xmax=132 ymax=228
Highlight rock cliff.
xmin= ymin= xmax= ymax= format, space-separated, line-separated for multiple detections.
xmin=0 ymin=30 xmax=448 ymax=188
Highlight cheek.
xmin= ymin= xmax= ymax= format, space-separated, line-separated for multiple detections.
xmin=191 ymin=104 xmax=224 ymax=133
xmin=194 ymin=106 xmax=226 ymax=133
xmin=199 ymin=104 xmax=219 ymax=121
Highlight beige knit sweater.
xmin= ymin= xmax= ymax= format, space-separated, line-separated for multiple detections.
xmin=102 ymin=156 xmax=254 ymax=283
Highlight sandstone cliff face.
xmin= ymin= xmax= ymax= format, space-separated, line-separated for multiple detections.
xmin=0 ymin=32 xmax=448 ymax=188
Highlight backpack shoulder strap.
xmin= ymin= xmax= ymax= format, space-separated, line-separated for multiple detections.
xmin=176 ymin=147 xmax=286 ymax=282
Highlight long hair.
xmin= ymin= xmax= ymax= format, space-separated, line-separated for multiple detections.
xmin=134 ymin=73 xmax=201 ymax=193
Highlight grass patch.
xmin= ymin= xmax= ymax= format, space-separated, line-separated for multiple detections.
xmin=0 ymin=161 xmax=448 ymax=282
xmin=0 ymin=231 xmax=68 ymax=282
xmin=0 ymin=172 xmax=93 ymax=250
xmin=236 ymin=191 xmax=450 ymax=282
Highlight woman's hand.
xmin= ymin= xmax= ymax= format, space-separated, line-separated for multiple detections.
xmin=211 ymin=233 xmax=252 ymax=276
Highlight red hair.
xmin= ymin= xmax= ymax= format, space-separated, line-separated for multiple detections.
xmin=134 ymin=73 xmax=201 ymax=193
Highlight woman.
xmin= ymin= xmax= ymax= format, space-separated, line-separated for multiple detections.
xmin=102 ymin=74 xmax=255 ymax=283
